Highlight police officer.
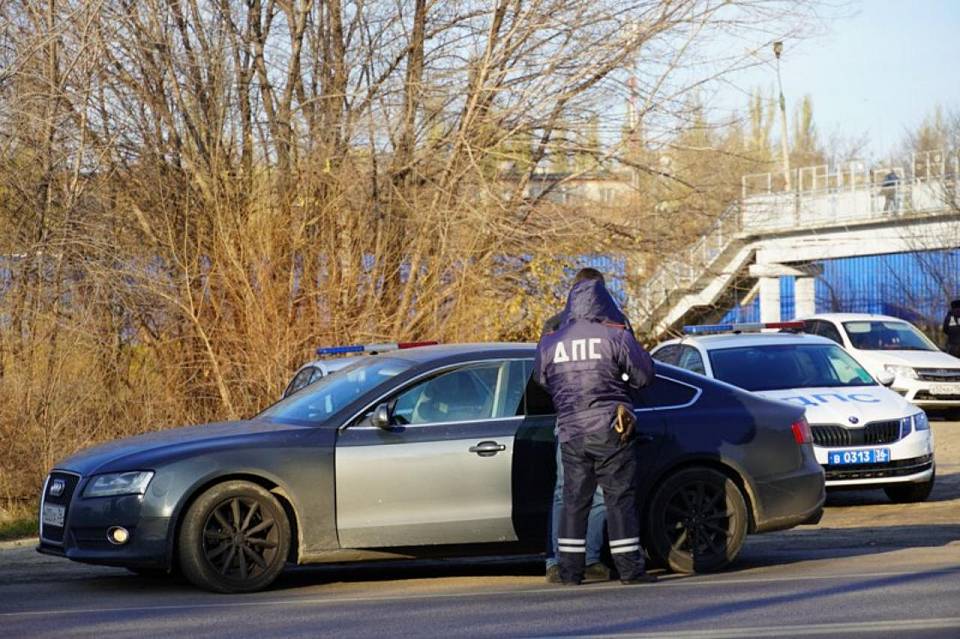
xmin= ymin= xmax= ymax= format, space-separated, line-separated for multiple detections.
xmin=542 ymin=268 xmax=618 ymax=583
xmin=943 ymin=300 xmax=960 ymax=358
xmin=534 ymin=274 xmax=656 ymax=585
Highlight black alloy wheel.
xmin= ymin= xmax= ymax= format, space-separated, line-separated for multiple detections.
xmin=178 ymin=480 xmax=291 ymax=593
xmin=647 ymin=467 xmax=748 ymax=573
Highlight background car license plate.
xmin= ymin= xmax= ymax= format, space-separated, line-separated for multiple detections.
xmin=929 ymin=383 xmax=960 ymax=396
xmin=828 ymin=448 xmax=890 ymax=465
xmin=42 ymin=504 xmax=65 ymax=527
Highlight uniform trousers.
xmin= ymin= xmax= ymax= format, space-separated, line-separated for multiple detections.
xmin=558 ymin=426 xmax=644 ymax=583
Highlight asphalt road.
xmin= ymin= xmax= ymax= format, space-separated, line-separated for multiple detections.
xmin=2 ymin=421 xmax=958 ymax=639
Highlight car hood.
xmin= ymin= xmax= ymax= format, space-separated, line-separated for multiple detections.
xmin=851 ymin=349 xmax=960 ymax=370
xmin=56 ymin=419 xmax=313 ymax=476
xmin=755 ymin=386 xmax=915 ymax=425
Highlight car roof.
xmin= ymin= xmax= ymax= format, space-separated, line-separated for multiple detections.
xmin=383 ymin=342 xmax=535 ymax=363
xmin=800 ymin=313 xmax=909 ymax=323
xmin=657 ymin=332 xmax=836 ymax=350
xmin=306 ymin=343 xmax=536 ymax=368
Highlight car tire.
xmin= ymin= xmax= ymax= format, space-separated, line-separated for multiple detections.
xmin=178 ymin=480 xmax=290 ymax=593
xmin=646 ymin=467 xmax=748 ymax=574
xmin=883 ymin=471 xmax=935 ymax=503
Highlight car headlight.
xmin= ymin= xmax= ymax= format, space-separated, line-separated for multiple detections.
xmin=899 ymin=415 xmax=912 ymax=438
xmin=83 ymin=471 xmax=154 ymax=498
xmin=884 ymin=365 xmax=917 ymax=380
xmin=913 ymin=411 xmax=930 ymax=431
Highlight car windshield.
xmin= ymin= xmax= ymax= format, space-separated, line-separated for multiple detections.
xmin=708 ymin=343 xmax=876 ymax=392
xmin=842 ymin=320 xmax=938 ymax=351
xmin=261 ymin=357 xmax=412 ymax=423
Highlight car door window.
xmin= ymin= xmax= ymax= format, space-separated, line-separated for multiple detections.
xmin=817 ymin=321 xmax=844 ymax=345
xmin=285 ymin=366 xmax=318 ymax=397
xmin=392 ymin=361 xmax=523 ymax=425
xmin=652 ymin=345 xmax=680 ymax=365
xmin=677 ymin=346 xmax=706 ymax=375
xmin=634 ymin=375 xmax=699 ymax=409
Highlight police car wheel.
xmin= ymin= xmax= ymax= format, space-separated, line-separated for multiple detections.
xmin=178 ymin=480 xmax=291 ymax=593
xmin=647 ymin=467 xmax=748 ymax=574
xmin=883 ymin=470 xmax=935 ymax=503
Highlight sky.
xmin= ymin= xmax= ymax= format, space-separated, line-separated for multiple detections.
xmin=722 ymin=0 xmax=960 ymax=161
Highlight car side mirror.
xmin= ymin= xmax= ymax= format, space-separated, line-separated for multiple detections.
xmin=876 ymin=372 xmax=895 ymax=387
xmin=371 ymin=403 xmax=392 ymax=429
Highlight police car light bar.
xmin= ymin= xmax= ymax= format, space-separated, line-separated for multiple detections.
xmin=683 ymin=321 xmax=805 ymax=335
xmin=315 ymin=341 xmax=438 ymax=356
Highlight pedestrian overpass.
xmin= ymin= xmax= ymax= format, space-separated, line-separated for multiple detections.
xmin=634 ymin=150 xmax=960 ymax=338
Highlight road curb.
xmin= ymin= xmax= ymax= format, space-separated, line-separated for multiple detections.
xmin=0 ymin=537 xmax=38 ymax=550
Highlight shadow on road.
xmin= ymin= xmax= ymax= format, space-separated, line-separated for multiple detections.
xmin=736 ymin=522 xmax=960 ymax=570
xmin=74 ymin=519 xmax=960 ymax=594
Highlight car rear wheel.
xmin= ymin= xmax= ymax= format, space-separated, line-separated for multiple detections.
xmin=178 ymin=480 xmax=290 ymax=593
xmin=647 ymin=467 xmax=748 ymax=574
xmin=883 ymin=471 xmax=935 ymax=503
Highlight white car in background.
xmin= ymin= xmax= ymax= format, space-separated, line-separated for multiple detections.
xmin=800 ymin=313 xmax=960 ymax=415
xmin=652 ymin=324 xmax=935 ymax=502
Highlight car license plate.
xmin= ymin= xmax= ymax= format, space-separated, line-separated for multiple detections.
xmin=827 ymin=448 xmax=890 ymax=465
xmin=929 ymin=383 xmax=960 ymax=396
xmin=42 ymin=504 xmax=65 ymax=528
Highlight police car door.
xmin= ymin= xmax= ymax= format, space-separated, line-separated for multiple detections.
xmin=335 ymin=360 xmax=526 ymax=548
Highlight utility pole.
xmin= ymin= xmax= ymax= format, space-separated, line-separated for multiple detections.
xmin=773 ymin=41 xmax=791 ymax=192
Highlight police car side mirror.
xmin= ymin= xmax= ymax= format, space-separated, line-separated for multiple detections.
xmin=876 ymin=372 xmax=895 ymax=387
xmin=371 ymin=403 xmax=393 ymax=429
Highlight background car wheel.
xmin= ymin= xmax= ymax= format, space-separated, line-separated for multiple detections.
xmin=178 ymin=480 xmax=290 ymax=593
xmin=646 ymin=467 xmax=748 ymax=574
xmin=883 ymin=471 xmax=935 ymax=503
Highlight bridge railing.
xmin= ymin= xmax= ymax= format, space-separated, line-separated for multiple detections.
xmin=637 ymin=149 xmax=958 ymax=328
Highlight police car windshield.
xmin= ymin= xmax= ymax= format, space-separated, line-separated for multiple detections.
xmin=260 ymin=357 xmax=412 ymax=423
xmin=842 ymin=320 xmax=938 ymax=351
xmin=708 ymin=344 xmax=876 ymax=392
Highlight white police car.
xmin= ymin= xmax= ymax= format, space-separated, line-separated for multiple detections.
xmin=651 ymin=322 xmax=935 ymax=502
xmin=799 ymin=313 xmax=960 ymax=415
xmin=282 ymin=341 xmax=437 ymax=398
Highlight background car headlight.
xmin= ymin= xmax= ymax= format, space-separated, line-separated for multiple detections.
xmin=914 ymin=411 xmax=930 ymax=431
xmin=83 ymin=471 xmax=154 ymax=497
xmin=884 ymin=365 xmax=917 ymax=380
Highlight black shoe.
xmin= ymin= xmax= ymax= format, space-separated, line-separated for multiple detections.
xmin=545 ymin=565 xmax=562 ymax=584
xmin=584 ymin=563 xmax=611 ymax=582
xmin=620 ymin=573 xmax=658 ymax=585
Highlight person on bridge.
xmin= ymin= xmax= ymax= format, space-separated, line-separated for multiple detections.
xmin=943 ymin=300 xmax=960 ymax=358
xmin=882 ymin=170 xmax=899 ymax=212
xmin=534 ymin=273 xmax=657 ymax=586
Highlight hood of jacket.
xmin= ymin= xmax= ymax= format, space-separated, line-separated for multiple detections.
xmin=563 ymin=278 xmax=626 ymax=324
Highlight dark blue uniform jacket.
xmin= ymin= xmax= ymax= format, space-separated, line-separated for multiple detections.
xmin=534 ymin=279 xmax=654 ymax=443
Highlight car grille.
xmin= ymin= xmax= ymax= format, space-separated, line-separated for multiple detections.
xmin=914 ymin=391 xmax=960 ymax=401
xmin=810 ymin=420 xmax=903 ymax=447
xmin=824 ymin=454 xmax=933 ymax=481
xmin=915 ymin=368 xmax=960 ymax=382
xmin=40 ymin=471 xmax=81 ymax=544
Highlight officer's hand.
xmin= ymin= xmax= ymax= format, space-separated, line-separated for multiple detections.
xmin=614 ymin=404 xmax=636 ymax=444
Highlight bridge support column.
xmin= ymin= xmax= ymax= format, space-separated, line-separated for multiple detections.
xmin=795 ymin=277 xmax=816 ymax=318
xmin=759 ymin=277 xmax=781 ymax=323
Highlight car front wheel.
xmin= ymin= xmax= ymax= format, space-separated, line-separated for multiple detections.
xmin=178 ymin=480 xmax=291 ymax=593
xmin=883 ymin=471 xmax=935 ymax=503
xmin=646 ymin=467 xmax=748 ymax=574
